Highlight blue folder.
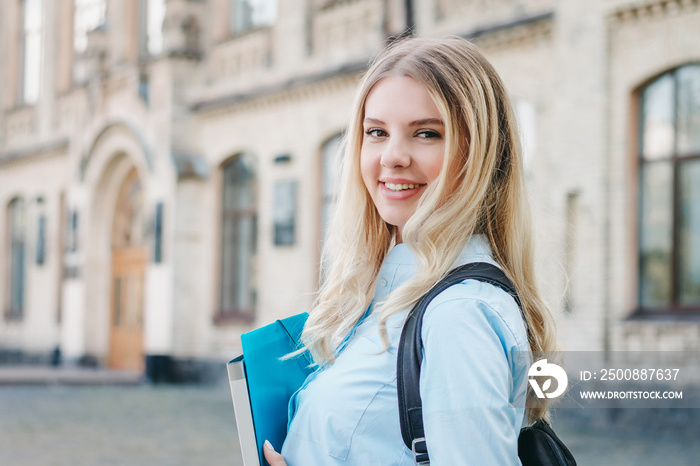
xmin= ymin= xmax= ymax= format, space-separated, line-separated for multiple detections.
xmin=239 ymin=312 xmax=313 ymax=465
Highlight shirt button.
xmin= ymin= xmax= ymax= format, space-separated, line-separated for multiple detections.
xmin=380 ymin=279 xmax=387 ymax=287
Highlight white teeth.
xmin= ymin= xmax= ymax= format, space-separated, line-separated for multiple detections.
xmin=385 ymin=182 xmax=419 ymax=191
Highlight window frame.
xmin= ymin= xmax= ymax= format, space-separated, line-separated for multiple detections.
xmin=636 ymin=64 xmax=700 ymax=316
xmin=215 ymin=153 xmax=258 ymax=323
xmin=72 ymin=0 xmax=106 ymax=54
xmin=6 ymin=198 xmax=28 ymax=321
xmin=137 ymin=0 xmax=165 ymax=58
xmin=19 ymin=0 xmax=43 ymax=105
xmin=72 ymin=0 xmax=107 ymax=82
xmin=228 ymin=0 xmax=277 ymax=36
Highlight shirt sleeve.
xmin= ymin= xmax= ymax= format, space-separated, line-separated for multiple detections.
xmin=419 ymin=281 xmax=527 ymax=466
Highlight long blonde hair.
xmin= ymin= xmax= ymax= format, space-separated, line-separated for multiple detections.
xmin=301 ymin=36 xmax=558 ymax=421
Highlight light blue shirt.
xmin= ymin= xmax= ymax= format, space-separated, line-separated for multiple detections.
xmin=282 ymin=236 xmax=530 ymax=465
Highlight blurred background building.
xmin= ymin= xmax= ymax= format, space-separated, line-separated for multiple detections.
xmin=0 ymin=0 xmax=698 ymax=381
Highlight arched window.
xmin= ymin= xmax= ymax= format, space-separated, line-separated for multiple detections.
xmin=219 ymin=154 xmax=257 ymax=321
xmin=7 ymin=198 xmax=27 ymax=319
xmin=638 ymin=64 xmax=700 ymax=312
xmin=320 ymin=134 xmax=343 ymax=243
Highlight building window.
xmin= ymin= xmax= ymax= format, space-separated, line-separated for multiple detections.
xmin=139 ymin=0 xmax=165 ymax=56
xmin=320 ymin=134 xmax=342 ymax=243
xmin=273 ymin=180 xmax=297 ymax=246
xmin=638 ymin=64 xmax=700 ymax=312
xmin=72 ymin=0 xmax=106 ymax=82
xmin=7 ymin=199 xmax=27 ymax=320
xmin=229 ymin=0 xmax=277 ymax=35
xmin=20 ymin=0 xmax=43 ymax=104
xmin=73 ymin=0 xmax=106 ymax=54
xmin=219 ymin=154 xmax=257 ymax=320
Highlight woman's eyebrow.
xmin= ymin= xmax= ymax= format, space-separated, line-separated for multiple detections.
xmin=363 ymin=117 xmax=385 ymax=125
xmin=409 ymin=118 xmax=444 ymax=127
xmin=363 ymin=117 xmax=444 ymax=126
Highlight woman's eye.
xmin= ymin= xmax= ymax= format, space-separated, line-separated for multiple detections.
xmin=365 ymin=128 xmax=387 ymax=138
xmin=416 ymin=130 xmax=442 ymax=139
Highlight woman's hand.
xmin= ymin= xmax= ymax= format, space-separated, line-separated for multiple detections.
xmin=263 ymin=440 xmax=287 ymax=466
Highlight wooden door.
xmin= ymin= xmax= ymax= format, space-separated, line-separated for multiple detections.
xmin=108 ymin=249 xmax=145 ymax=370
xmin=108 ymin=169 xmax=146 ymax=371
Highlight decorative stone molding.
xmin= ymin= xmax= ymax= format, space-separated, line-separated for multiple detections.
xmin=74 ymin=24 xmax=110 ymax=84
xmin=465 ymin=11 xmax=554 ymax=51
xmin=0 ymin=138 xmax=69 ymax=168
xmin=55 ymin=88 xmax=88 ymax=134
xmin=311 ymin=0 xmax=386 ymax=58
xmin=193 ymin=61 xmax=365 ymax=118
xmin=79 ymin=121 xmax=153 ymax=182
xmin=4 ymin=105 xmax=37 ymax=146
xmin=610 ymin=0 xmax=699 ymax=25
xmin=163 ymin=0 xmax=205 ymax=58
xmin=103 ymin=70 xmax=133 ymax=102
xmin=212 ymin=27 xmax=273 ymax=82
xmin=607 ymin=0 xmax=700 ymax=91
xmin=436 ymin=0 xmax=553 ymax=36
xmin=436 ymin=0 xmax=554 ymax=21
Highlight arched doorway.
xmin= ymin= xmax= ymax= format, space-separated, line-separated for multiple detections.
xmin=107 ymin=168 xmax=146 ymax=371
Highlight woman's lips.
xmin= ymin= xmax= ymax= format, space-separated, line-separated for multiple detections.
xmin=379 ymin=181 xmax=425 ymax=200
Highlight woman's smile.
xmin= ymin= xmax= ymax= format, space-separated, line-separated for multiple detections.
xmin=379 ymin=179 xmax=427 ymax=199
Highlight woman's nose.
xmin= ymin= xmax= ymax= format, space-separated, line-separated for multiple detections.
xmin=380 ymin=137 xmax=411 ymax=168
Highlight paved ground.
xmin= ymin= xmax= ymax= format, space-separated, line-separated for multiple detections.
xmin=0 ymin=383 xmax=242 ymax=466
xmin=551 ymin=409 xmax=700 ymax=466
xmin=0 ymin=380 xmax=699 ymax=465
xmin=0 ymin=366 xmax=142 ymax=385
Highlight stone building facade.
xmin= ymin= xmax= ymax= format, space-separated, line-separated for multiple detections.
xmin=1 ymin=0 xmax=699 ymax=378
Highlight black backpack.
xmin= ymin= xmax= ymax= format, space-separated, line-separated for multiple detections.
xmin=397 ymin=262 xmax=576 ymax=465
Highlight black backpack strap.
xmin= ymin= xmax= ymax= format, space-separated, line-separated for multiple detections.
xmin=397 ymin=262 xmax=524 ymax=462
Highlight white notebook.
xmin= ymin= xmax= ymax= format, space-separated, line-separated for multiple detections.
xmin=227 ymin=355 xmax=261 ymax=466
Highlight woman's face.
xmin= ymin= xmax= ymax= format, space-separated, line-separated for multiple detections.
xmin=360 ymin=75 xmax=445 ymax=241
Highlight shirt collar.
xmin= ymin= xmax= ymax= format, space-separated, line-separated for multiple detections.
xmin=382 ymin=234 xmax=496 ymax=268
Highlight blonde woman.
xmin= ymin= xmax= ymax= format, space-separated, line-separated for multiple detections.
xmin=265 ymin=36 xmax=558 ymax=465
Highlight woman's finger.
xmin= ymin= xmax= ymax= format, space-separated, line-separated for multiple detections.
xmin=263 ymin=440 xmax=287 ymax=466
